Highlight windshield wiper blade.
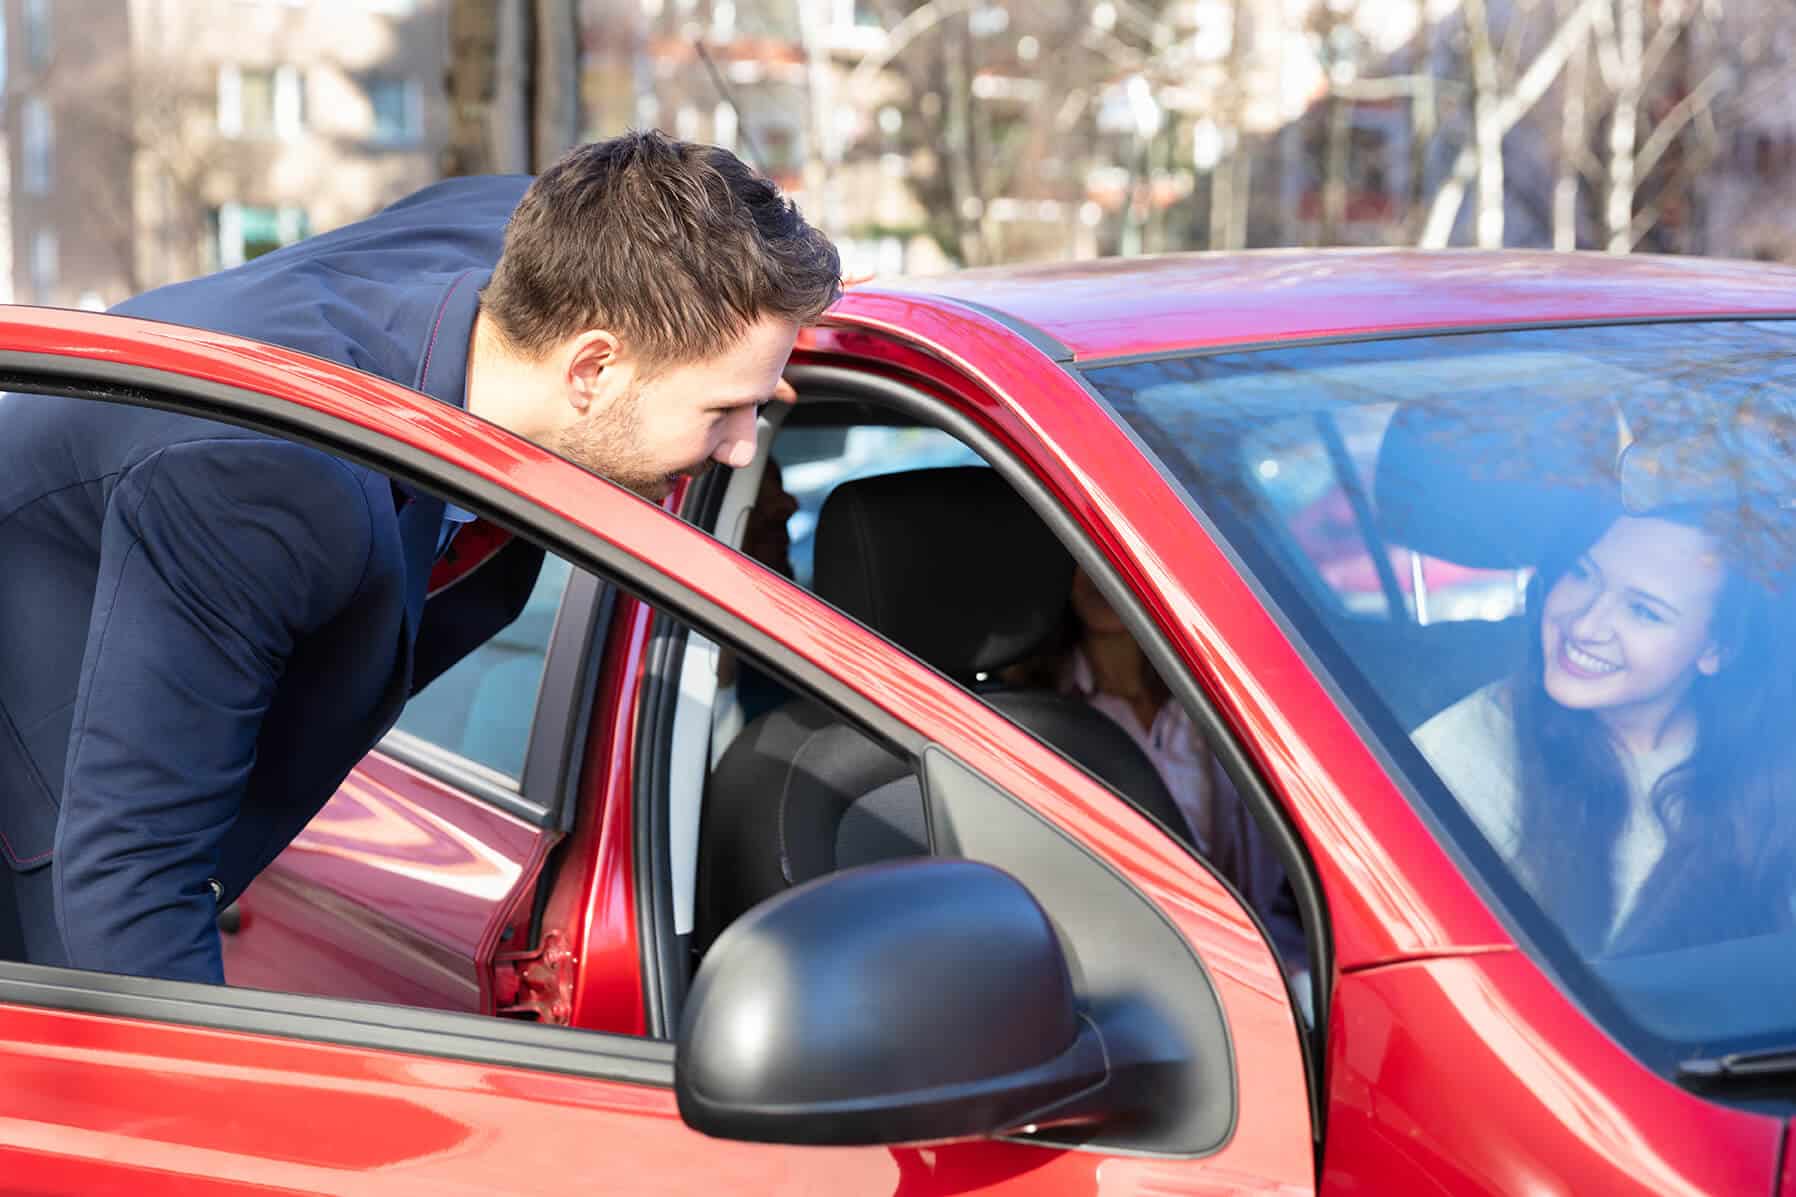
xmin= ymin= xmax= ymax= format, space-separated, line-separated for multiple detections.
xmin=1678 ymin=1047 xmax=1796 ymax=1091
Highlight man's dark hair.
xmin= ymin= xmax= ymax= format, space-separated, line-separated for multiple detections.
xmin=483 ymin=131 xmax=841 ymax=371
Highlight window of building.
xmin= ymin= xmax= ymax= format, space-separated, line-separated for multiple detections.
xmin=23 ymin=0 xmax=49 ymax=69
xmin=21 ymin=97 xmax=52 ymax=194
xmin=30 ymin=229 xmax=56 ymax=303
xmin=213 ymin=203 xmax=311 ymax=269
xmin=365 ymin=75 xmax=421 ymax=144
xmin=218 ymin=65 xmax=305 ymax=139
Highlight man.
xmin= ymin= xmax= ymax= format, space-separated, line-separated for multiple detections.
xmin=0 ymin=131 xmax=841 ymax=983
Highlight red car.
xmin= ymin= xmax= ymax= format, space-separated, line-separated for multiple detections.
xmin=4 ymin=250 xmax=1795 ymax=1194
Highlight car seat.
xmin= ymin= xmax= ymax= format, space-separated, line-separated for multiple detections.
xmin=694 ymin=466 xmax=1189 ymax=953
xmin=1366 ymin=399 xmax=1618 ymax=726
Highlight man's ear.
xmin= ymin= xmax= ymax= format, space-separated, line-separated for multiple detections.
xmin=565 ymin=329 xmax=624 ymax=412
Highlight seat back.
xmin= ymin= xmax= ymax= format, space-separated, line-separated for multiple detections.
xmin=696 ymin=467 xmax=1188 ymax=952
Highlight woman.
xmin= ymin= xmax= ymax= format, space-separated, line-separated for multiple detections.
xmin=1414 ymin=507 xmax=1796 ymax=955
xmin=1015 ymin=567 xmax=1308 ymax=976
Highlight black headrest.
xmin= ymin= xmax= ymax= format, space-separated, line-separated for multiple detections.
xmin=1373 ymin=400 xmax=1617 ymax=569
xmin=813 ymin=467 xmax=1073 ymax=677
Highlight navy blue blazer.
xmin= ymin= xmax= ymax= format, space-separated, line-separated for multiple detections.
xmin=0 ymin=176 xmax=545 ymax=983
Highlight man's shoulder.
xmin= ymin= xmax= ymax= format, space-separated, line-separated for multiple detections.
xmin=112 ymin=175 xmax=529 ymax=369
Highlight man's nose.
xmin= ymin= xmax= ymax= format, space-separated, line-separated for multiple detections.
xmin=711 ymin=409 xmax=760 ymax=469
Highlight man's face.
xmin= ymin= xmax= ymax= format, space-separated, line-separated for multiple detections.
xmin=544 ymin=315 xmax=799 ymax=502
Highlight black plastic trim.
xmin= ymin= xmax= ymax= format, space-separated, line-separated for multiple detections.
xmin=521 ymin=566 xmax=609 ymax=829
xmin=375 ymin=729 xmax=549 ymax=826
xmin=1076 ymin=311 xmax=1796 ymax=368
xmin=0 ymin=960 xmax=674 ymax=1083
xmin=634 ymin=609 xmax=688 ymax=1041
xmin=922 ymin=748 xmax=1236 ymax=1157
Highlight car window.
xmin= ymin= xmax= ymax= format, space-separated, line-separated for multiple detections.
xmin=1086 ymin=320 xmax=1796 ymax=1067
xmin=739 ymin=412 xmax=1313 ymax=1013
xmin=391 ymin=552 xmax=574 ymax=778
xmin=1243 ymin=404 xmax=1529 ymax=623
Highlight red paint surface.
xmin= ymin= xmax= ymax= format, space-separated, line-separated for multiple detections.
xmin=0 ymin=1004 xmax=902 ymax=1195
xmin=223 ymin=753 xmax=545 ymax=1012
xmin=1323 ymin=953 xmax=1781 ymax=1195
xmin=564 ymin=595 xmax=654 ymax=1037
xmin=858 ymin=249 xmax=1796 ymax=360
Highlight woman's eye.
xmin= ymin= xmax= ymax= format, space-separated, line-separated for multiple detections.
xmin=1631 ymin=602 xmax=1665 ymax=624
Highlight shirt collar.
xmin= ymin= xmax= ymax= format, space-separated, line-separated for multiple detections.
xmin=396 ymin=269 xmax=489 ymax=511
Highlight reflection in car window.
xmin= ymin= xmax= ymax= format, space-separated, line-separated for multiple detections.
xmin=1242 ymin=406 xmax=1530 ymax=623
xmin=392 ymin=554 xmax=573 ymax=778
xmin=1087 ymin=321 xmax=1796 ymax=1063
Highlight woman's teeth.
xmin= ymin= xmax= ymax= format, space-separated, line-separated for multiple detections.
xmin=1565 ymin=642 xmax=1620 ymax=674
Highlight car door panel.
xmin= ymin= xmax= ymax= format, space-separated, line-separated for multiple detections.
xmin=0 ymin=989 xmax=1288 ymax=1197
xmin=0 ymin=995 xmax=906 ymax=1196
xmin=221 ymin=752 xmax=552 ymax=1013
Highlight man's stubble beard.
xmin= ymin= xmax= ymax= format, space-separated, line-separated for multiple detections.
xmin=541 ymin=386 xmax=698 ymax=502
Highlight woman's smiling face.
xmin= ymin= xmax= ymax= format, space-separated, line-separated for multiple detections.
xmin=1541 ymin=516 xmax=1726 ymax=735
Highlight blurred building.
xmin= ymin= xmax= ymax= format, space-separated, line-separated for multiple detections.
xmin=583 ymin=0 xmax=953 ymax=277
xmin=1 ymin=0 xmax=450 ymax=308
xmin=1699 ymin=0 xmax=1796 ymax=262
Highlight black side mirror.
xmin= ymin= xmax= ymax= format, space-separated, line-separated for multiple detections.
xmin=675 ymin=858 xmax=1111 ymax=1146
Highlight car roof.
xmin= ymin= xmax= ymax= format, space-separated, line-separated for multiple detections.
xmin=842 ymin=249 xmax=1796 ymax=363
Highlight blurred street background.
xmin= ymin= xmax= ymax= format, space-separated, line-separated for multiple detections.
xmin=6 ymin=0 xmax=1795 ymax=308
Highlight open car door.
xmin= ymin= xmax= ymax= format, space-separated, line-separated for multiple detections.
xmin=0 ymin=310 xmax=1313 ymax=1195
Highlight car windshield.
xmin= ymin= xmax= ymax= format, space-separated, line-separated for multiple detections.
xmin=1085 ymin=320 xmax=1796 ymax=1065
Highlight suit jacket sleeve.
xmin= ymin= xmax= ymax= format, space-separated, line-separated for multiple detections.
xmin=54 ymin=438 xmax=373 ymax=983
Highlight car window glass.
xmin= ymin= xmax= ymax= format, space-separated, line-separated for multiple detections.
xmin=392 ymin=552 xmax=573 ymax=778
xmin=1087 ymin=320 xmax=1796 ymax=1065
xmin=1243 ymin=405 xmax=1529 ymax=623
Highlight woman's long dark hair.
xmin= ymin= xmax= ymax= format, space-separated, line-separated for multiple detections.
xmin=1512 ymin=505 xmax=1796 ymax=955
